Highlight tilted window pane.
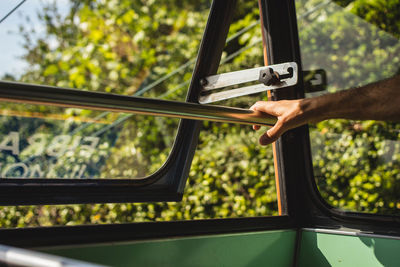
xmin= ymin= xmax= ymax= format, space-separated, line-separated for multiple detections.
xmin=0 ymin=0 xmax=210 ymax=100
xmin=0 ymin=0 xmax=211 ymax=180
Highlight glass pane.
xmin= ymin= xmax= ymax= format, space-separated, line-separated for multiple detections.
xmin=297 ymin=0 xmax=400 ymax=215
xmin=0 ymin=0 xmax=210 ymax=180
xmin=0 ymin=0 xmax=209 ymax=101
xmin=0 ymin=103 xmax=179 ymax=179
xmin=187 ymin=1 xmax=278 ymax=219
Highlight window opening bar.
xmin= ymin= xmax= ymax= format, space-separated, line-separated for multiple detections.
xmin=0 ymin=81 xmax=277 ymax=127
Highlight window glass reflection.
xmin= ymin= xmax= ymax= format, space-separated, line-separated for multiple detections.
xmin=297 ymin=0 xmax=400 ymax=214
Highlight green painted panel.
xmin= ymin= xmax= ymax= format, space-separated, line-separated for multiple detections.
xmin=298 ymin=230 xmax=400 ymax=267
xmin=44 ymin=230 xmax=296 ymax=267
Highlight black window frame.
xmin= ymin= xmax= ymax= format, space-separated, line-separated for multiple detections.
xmin=1 ymin=0 xmax=400 ymax=249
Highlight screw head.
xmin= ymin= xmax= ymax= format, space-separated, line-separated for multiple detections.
xmin=200 ymin=79 xmax=208 ymax=86
xmin=259 ymin=68 xmax=279 ymax=86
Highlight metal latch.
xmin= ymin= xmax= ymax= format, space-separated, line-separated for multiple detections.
xmin=303 ymin=69 xmax=327 ymax=93
xmin=199 ymin=62 xmax=298 ymax=104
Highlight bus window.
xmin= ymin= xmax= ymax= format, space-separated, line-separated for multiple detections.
xmin=297 ymin=0 xmax=400 ymax=215
xmin=0 ymin=1 xmax=281 ymax=227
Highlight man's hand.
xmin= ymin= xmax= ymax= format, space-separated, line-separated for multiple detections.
xmin=249 ymin=74 xmax=400 ymax=146
xmin=250 ymin=99 xmax=310 ymax=145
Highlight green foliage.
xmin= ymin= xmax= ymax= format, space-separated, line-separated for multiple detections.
xmin=351 ymin=0 xmax=400 ymax=38
xmin=311 ymin=120 xmax=400 ymax=214
xmin=330 ymin=0 xmax=400 ymax=38
xmin=0 ymin=0 xmax=399 ymax=228
xmin=0 ymin=0 xmax=276 ymax=227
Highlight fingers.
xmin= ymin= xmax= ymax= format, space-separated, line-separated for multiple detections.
xmin=250 ymin=101 xmax=279 ymax=116
xmin=259 ymin=122 xmax=284 ymax=146
xmin=249 ymin=102 xmax=262 ymax=111
xmin=250 ymin=101 xmax=277 ymax=131
xmin=250 ymin=100 xmax=300 ymax=145
xmin=250 ymin=103 xmax=262 ymax=131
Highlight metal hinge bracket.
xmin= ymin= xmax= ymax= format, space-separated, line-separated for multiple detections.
xmin=199 ymin=62 xmax=298 ymax=104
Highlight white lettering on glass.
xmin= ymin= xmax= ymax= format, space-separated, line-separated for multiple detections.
xmin=0 ymin=132 xmax=20 ymax=155
xmin=2 ymin=162 xmax=29 ymax=178
xmin=0 ymin=131 xmax=106 ymax=179
xmin=80 ymin=136 xmax=100 ymax=157
xmin=25 ymin=133 xmax=48 ymax=156
xmin=46 ymin=135 xmax=72 ymax=157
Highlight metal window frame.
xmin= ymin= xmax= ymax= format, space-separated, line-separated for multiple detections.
xmin=0 ymin=0 xmax=238 ymax=205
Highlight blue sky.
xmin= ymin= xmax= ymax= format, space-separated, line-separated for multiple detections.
xmin=0 ymin=0 xmax=69 ymax=77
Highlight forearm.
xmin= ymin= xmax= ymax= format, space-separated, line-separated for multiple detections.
xmin=250 ymin=74 xmax=400 ymax=145
xmin=300 ymin=74 xmax=400 ymax=123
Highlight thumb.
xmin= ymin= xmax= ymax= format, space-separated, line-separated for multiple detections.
xmin=259 ymin=122 xmax=285 ymax=145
